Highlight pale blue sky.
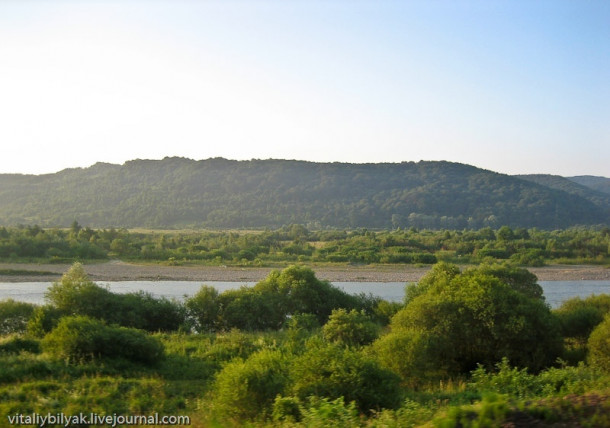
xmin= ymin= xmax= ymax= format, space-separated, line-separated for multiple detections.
xmin=0 ymin=0 xmax=608 ymax=176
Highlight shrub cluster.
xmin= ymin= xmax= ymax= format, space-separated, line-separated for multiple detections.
xmin=42 ymin=316 xmax=164 ymax=365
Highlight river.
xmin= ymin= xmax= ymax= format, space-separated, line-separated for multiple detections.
xmin=1 ymin=280 xmax=610 ymax=308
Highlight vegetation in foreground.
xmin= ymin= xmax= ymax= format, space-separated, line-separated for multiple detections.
xmin=1 ymin=223 xmax=609 ymax=268
xmin=1 ymin=263 xmax=610 ymax=426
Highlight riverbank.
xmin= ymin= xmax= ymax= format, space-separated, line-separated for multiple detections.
xmin=0 ymin=261 xmax=609 ymax=283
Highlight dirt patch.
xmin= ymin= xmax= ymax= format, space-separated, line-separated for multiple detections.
xmin=0 ymin=262 xmax=608 ymax=283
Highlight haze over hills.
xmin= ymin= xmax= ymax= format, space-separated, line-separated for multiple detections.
xmin=568 ymin=176 xmax=610 ymax=196
xmin=0 ymin=158 xmax=608 ymax=230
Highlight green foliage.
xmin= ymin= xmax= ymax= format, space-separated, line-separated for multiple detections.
xmin=298 ymin=397 xmax=361 ymax=428
xmin=212 ymin=349 xmax=290 ymax=420
xmin=0 ymin=335 xmax=40 ymax=355
xmin=42 ymin=316 xmax=164 ymax=365
xmin=322 ymin=309 xmax=379 ymax=347
xmin=290 ymin=340 xmax=402 ymax=413
xmin=45 ymin=262 xmax=115 ymax=318
xmin=1 ymin=222 xmax=609 ymax=267
xmin=26 ymin=305 xmax=63 ymax=337
xmin=375 ymin=263 xmax=563 ymax=384
xmin=185 ymin=266 xmax=365 ymax=331
xmin=254 ymin=265 xmax=362 ymax=325
xmin=587 ymin=315 xmax=610 ymax=372
xmin=184 ymin=285 xmax=219 ymax=333
xmin=555 ymin=294 xmax=610 ymax=342
xmin=45 ymin=262 xmax=186 ymax=332
xmin=1 ymin=158 xmax=608 ymax=229
xmin=0 ymin=299 xmax=36 ymax=334
xmin=434 ymin=393 xmax=510 ymax=428
xmin=467 ymin=262 xmax=544 ymax=300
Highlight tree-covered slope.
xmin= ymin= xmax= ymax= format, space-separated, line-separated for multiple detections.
xmin=517 ymin=174 xmax=610 ymax=208
xmin=0 ymin=158 xmax=607 ymax=229
xmin=569 ymin=175 xmax=610 ymax=196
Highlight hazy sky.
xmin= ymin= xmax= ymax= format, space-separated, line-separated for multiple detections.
xmin=1 ymin=0 xmax=608 ymax=176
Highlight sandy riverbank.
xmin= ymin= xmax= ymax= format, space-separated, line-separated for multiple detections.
xmin=1 ymin=261 xmax=609 ymax=283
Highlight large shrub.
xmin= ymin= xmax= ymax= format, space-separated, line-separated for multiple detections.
xmin=587 ymin=315 xmax=610 ymax=372
xmin=45 ymin=263 xmax=116 ymax=319
xmin=290 ymin=340 xmax=402 ymax=413
xmin=212 ymin=349 xmax=290 ymax=420
xmin=45 ymin=263 xmax=185 ymax=332
xmin=375 ymin=263 xmax=563 ymax=383
xmin=186 ymin=265 xmax=366 ymax=331
xmin=322 ymin=309 xmax=379 ymax=347
xmin=0 ymin=299 xmax=36 ymax=335
xmin=42 ymin=316 xmax=164 ymax=365
xmin=555 ymin=294 xmax=610 ymax=343
xmin=185 ymin=285 xmax=220 ymax=332
xmin=253 ymin=265 xmax=362 ymax=325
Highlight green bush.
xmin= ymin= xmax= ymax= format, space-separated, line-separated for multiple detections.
xmin=0 ymin=335 xmax=40 ymax=354
xmin=185 ymin=285 xmax=220 ymax=333
xmin=587 ymin=315 xmax=610 ymax=372
xmin=0 ymin=299 xmax=36 ymax=335
xmin=45 ymin=263 xmax=186 ymax=332
xmin=26 ymin=305 xmax=63 ymax=337
xmin=555 ymin=294 xmax=610 ymax=342
xmin=322 ymin=309 xmax=379 ymax=347
xmin=212 ymin=349 xmax=290 ymax=420
xmin=375 ymin=263 xmax=562 ymax=384
xmin=290 ymin=340 xmax=402 ymax=413
xmin=42 ymin=316 xmax=164 ymax=365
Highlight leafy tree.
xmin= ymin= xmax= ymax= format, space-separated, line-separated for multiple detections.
xmin=464 ymin=262 xmax=544 ymax=300
xmin=556 ymin=294 xmax=610 ymax=343
xmin=45 ymin=262 xmax=116 ymax=319
xmin=185 ymin=285 xmax=220 ymax=333
xmin=26 ymin=305 xmax=63 ymax=337
xmin=212 ymin=349 xmax=290 ymax=420
xmin=587 ymin=315 xmax=610 ymax=372
xmin=0 ymin=299 xmax=36 ymax=335
xmin=375 ymin=263 xmax=563 ymax=383
xmin=290 ymin=340 xmax=401 ymax=413
xmin=45 ymin=263 xmax=185 ymax=332
xmin=322 ymin=309 xmax=379 ymax=347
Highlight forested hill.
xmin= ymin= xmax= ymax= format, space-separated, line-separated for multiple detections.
xmin=0 ymin=158 xmax=608 ymax=229
xmin=568 ymin=175 xmax=610 ymax=196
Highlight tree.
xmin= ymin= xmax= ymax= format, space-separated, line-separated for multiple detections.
xmin=185 ymin=285 xmax=220 ymax=332
xmin=212 ymin=349 xmax=290 ymax=420
xmin=555 ymin=294 xmax=610 ymax=344
xmin=374 ymin=263 xmax=563 ymax=383
xmin=45 ymin=262 xmax=117 ymax=320
xmin=322 ymin=309 xmax=379 ymax=347
xmin=290 ymin=340 xmax=401 ymax=413
xmin=587 ymin=315 xmax=610 ymax=371
xmin=0 ymin=299 xmax=36 ymax=335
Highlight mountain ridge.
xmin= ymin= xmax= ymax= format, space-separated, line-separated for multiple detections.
xmin=0 ymin=157 xmax=607 ymax=229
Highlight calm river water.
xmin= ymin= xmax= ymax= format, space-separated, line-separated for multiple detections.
xmin=1 ymin=280 xmax=610 ymax=309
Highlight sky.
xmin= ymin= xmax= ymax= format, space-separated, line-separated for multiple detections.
xmin=0 ymin=0 xmax=608 ymax=177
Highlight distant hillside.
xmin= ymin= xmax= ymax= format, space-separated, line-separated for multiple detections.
xmin=0 ymin=158 xmax=608 ymax=229
xmin=517 ymin=174 xmax=610 ymax=209
xmin=568 ymin=176 xmax=610 ymax=196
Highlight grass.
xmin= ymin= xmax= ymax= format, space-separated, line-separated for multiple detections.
xmin=1 ymin=330 xmax=610 ymax=427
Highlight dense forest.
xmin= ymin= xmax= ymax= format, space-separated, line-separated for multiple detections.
xmin=0 ymin=158 xmax=608 ymax=229
xmin=1 ymin=223 xmax=609 ymax=267
xmin=1 ymin=263 xmax=610 ymax=426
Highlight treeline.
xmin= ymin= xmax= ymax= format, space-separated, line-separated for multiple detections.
xmin=1 ymin=263 xmax=610 ymax=425
xmin=1 ymin=223 xmax=609 ymax=266
xmin=0 ymin=158 xmax=608 ymax=229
